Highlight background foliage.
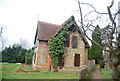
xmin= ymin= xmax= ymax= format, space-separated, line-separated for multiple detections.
xmin=1 ymin=44 xmax=34 ymax=64
xmin=88 ymin=25 xmax=104 ymax=63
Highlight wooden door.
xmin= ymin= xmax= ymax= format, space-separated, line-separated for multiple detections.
xmin=74 ymin=54 xmax=80 ymax=67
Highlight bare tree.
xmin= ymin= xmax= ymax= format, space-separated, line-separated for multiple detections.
xmin=0 ymin=28 xmax=8 ymax=51
xmin=1 ymin=36 xmax=8 ymax=51
xmin=19 ymin=38 xmax=30 ymax=49
xmin=77 ymin=0 xmax=120 ymax=80
xmin=0 ymin=28 xmax=3 ymax=37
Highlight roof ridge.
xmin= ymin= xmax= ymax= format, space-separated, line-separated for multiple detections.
xmin=38 ymin=21 xmax=59 ymax=26
xmin=61 ymin=15 xmax=75 ymax=26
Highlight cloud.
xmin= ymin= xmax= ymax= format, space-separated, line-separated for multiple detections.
xmin=0 ymin=0 xmax=119 ymax=48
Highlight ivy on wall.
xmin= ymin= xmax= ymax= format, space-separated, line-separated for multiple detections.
xmin=48 ymin=16 xmax=76 ymax=71
xmin=48 ymin=26 xmax=68 ymax=71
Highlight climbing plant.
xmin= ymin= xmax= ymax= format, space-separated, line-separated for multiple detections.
xmin=48 ymin=16 xmax=76 ymax=71
xmin=48 ymin=26 xmax=68 ymax=71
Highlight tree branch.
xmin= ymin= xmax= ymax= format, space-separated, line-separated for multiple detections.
xmin=77 ymin=0 xmax=110 ymax=52
xmin=83 ymin=11 xmax=94 ymax=19
xmin=81 ymin=2 xmax=108 ymax=14
xmin=107 ymin=0 xmax=116 ymax=33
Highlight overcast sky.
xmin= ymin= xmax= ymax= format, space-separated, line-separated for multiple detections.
xmin=0 ymin=0 xmax=119 ymax=49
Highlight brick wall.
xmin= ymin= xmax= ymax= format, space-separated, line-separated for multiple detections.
xmin=32 ymin=41 xmax=50 ymax=71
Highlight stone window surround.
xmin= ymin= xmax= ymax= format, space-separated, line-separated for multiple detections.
xmin=70 ymin=34 xmax=78 ymax=49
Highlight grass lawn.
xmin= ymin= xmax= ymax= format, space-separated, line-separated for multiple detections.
xmin=101 ymin=69 xmax=112 ymax=79
xmin=22 ymin=64 xmax=35 ymax=71
xmin=1 ymin=62 xmax=78 ymax=79
xmin=2 ymin=72 xmax=77 ymax=79
xmin=1 ymin=62 xmax=20 ymax=71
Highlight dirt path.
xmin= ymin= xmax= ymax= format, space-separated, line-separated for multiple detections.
xmin=2 ymin=64 xmax=39 ymax=73
xmin=91 ymin=65 xmax=103 ymax=81
xmin=91 ymin=68 xmax=102 ymax=79
xmin=14 ymin=64 xmax=24 ymax=71
xmin=15 ymin=64 xmax=24 ymax=72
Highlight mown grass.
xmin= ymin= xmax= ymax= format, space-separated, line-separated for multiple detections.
xmin=1 ymin=62 xmax=77 ymax=79
xmin=23 ymin=64 xmax=35 ymax=71
xmin=1 ymin=62 xmax=20 ymax=71
xmin=2 ymin=72 xmax=77 ymax=79
xmin=101 ymin=69 xmax=112 ymax=79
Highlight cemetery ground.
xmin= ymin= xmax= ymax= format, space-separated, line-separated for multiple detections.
xmin=1 ymin=62 xmax=77 ymax=79
xmin=0 ymin=62 xmax=117 ymax=79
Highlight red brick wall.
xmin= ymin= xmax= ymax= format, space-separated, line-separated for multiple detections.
xmin=32 ymin=41 xmax=51 ymax=71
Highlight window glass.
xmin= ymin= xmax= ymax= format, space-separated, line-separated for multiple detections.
xmin=72 ymin=36 xmax=77 ymax=48
xmin=64 ymin=34 xmax=70 ymax=47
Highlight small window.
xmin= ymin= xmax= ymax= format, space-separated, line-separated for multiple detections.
xmin=72 ymin=36 xmax=77 ymax=48
xmin=64 ymin=34 xmax=70 ymax=47
xmin=34 ymin=53 xmax=36 ymax=64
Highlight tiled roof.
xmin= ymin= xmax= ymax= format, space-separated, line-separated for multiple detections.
xmin=34 ymin=16 xmax=89 ymax=48
xmin=37 ymin=21 xmax=59 ymax=41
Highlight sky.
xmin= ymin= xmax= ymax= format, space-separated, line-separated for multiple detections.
xmin=0 ymin=0 xmax=119 ymax=49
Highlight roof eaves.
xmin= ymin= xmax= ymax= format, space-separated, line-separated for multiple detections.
xmin=75 ymin=23 xmax=90 ymax=48
xmin=51 ymin=16 xmax=76 ymax=39
xmin=34 ymin=25 xmax=39 ymax=44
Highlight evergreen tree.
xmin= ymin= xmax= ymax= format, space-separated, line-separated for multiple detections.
xmin=2 ymin=44 xmax=27 ymax=63
xmin=88 ymin=25 xmax=104 ymax=64
xmin=25 ymin=48 xmax=34 ymax=64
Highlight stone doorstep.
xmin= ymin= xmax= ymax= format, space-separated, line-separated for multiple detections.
xmin=58 ymin=67 xmax=83 ymax=73
xmin=58 ymin=69 xmax=82 ymax=73
xmin=62 ymin=68 xmax=82 ymax=71
xmin=62 ymin=66 xmax=83 ymax=70
xmin=58 ymin=66 xmax=88 ymax=73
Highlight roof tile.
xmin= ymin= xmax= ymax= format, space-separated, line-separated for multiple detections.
xmin=38 ymin=21 xmax=59 ymax=40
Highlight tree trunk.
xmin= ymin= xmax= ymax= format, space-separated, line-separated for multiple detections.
xmin=50 ymin=60 xmax=53 ymax=72
xmin=112 ymin=66 xmax=120 ymax=81
xmin=111 ymin=55 xmax=120 ymax=81
xmin=51 ymin=58 xmax=58 ymax=72
xmin=54 ymin=63 xmax=58 ymax=72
